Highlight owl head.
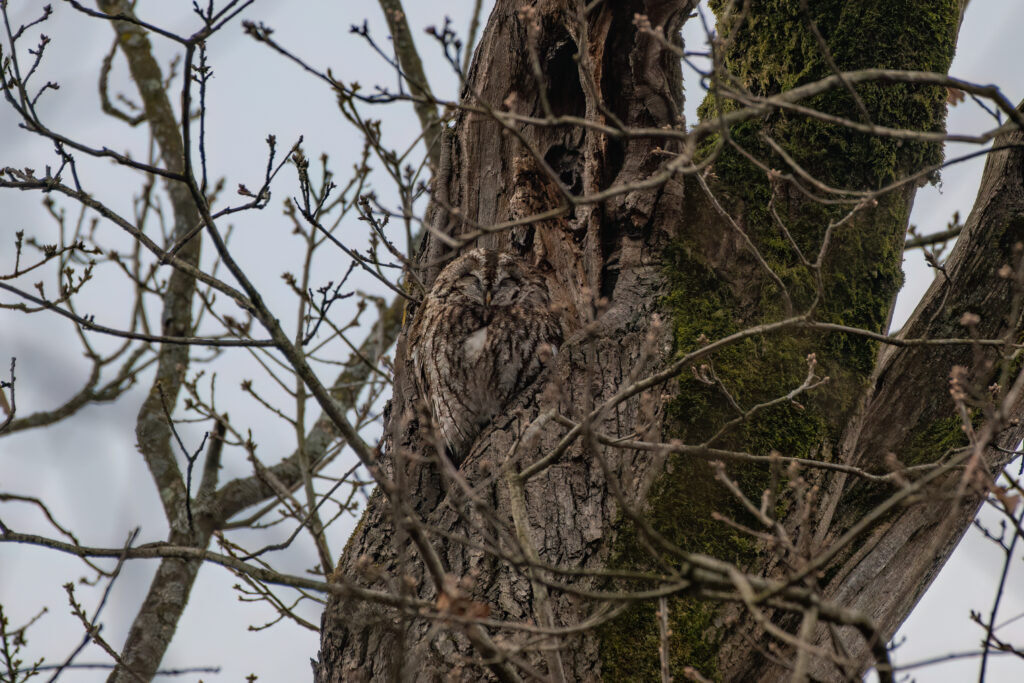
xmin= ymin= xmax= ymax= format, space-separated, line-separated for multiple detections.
xmin=434 ymin=248 xmax=549 ymax=312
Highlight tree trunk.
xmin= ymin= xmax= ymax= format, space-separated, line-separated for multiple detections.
xmin=316 ymin=1 xmax=1023 ymax=681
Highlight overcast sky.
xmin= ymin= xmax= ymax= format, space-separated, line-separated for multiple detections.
xmin=2 ymin=1 xmax=1024 ymax=681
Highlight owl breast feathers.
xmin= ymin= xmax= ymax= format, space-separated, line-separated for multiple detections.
xmin=410 ymin=249 xmax=562 ymax=464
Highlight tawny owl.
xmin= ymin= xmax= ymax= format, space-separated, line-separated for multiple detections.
xmin=410 ymin=249 xmax=562 ymax=464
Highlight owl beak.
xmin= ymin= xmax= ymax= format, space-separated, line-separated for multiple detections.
xmin=484 ymin=290 xmax=492 ymax=307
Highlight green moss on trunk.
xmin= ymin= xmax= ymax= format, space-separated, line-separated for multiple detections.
xmin=598 ymin=1 xmax=958 ymax=679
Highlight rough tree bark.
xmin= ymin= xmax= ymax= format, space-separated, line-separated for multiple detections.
xmin=316 ymin=1 xmax=1023 ymax=680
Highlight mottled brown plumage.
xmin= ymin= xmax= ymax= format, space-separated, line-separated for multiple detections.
xmin=409 ymin=249 xmax=561 ymax=464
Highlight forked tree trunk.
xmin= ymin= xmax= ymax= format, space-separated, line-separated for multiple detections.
xmin=316 ymin=1 xmax=1024 ymax=680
